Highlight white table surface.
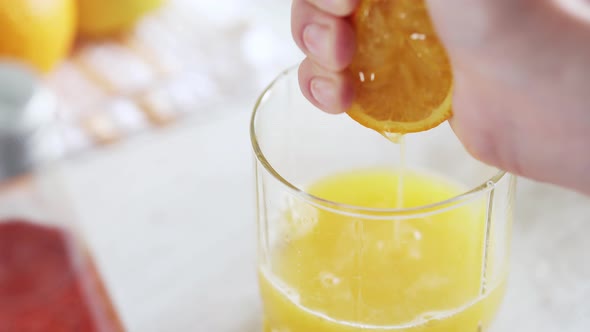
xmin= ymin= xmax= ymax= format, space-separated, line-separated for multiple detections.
xmin=61 ymin=110 xmax=258 ymax=332
xmin=59 ymin=109 xmax=590 ymax=332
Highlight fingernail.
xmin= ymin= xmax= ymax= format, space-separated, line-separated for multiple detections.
xmin=311 ymin=77 xmax=337 ymax=109
xmin=303 ymin=24 xmax=329 ymax=57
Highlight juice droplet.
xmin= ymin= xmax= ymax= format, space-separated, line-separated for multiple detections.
xmin=383 ymin=131 xmax=404 ymax=144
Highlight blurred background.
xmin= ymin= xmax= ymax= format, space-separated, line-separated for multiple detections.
xmin=0 ymin=0 xmax=589 ymax=331
xmin=18 ymin=0 xmax=301 ymax=154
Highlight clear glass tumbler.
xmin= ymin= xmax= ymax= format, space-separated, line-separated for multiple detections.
xmin=251 ymin=67 xmax=516 ymax=332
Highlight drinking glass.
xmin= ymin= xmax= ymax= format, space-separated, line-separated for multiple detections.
xmin=251 ymin=66 xmax=516 ymax=332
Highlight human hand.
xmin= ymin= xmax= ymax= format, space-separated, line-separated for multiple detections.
xmin=291 ymin=0 xmax=590 ymax=195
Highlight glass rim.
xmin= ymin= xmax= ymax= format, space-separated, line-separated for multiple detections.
xmin=250 ymin=65 xmax=508 ymax=219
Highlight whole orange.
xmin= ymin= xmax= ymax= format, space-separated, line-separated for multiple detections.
xmin=0 ymin=0 xmax=77 ymax=73
xmin=77 ymin=0 xmax=164 ymax=38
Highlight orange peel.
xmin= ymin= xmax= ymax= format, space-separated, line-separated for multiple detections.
xmin=347 ymin=0 xmax=453 ymax=134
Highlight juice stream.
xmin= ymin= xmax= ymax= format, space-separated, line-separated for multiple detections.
xmin=383 ymin=133 xmax=406 ymax=249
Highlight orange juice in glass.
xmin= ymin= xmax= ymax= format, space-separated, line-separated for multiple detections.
xmin=251 ymin=67 xmax=515 ymax=332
